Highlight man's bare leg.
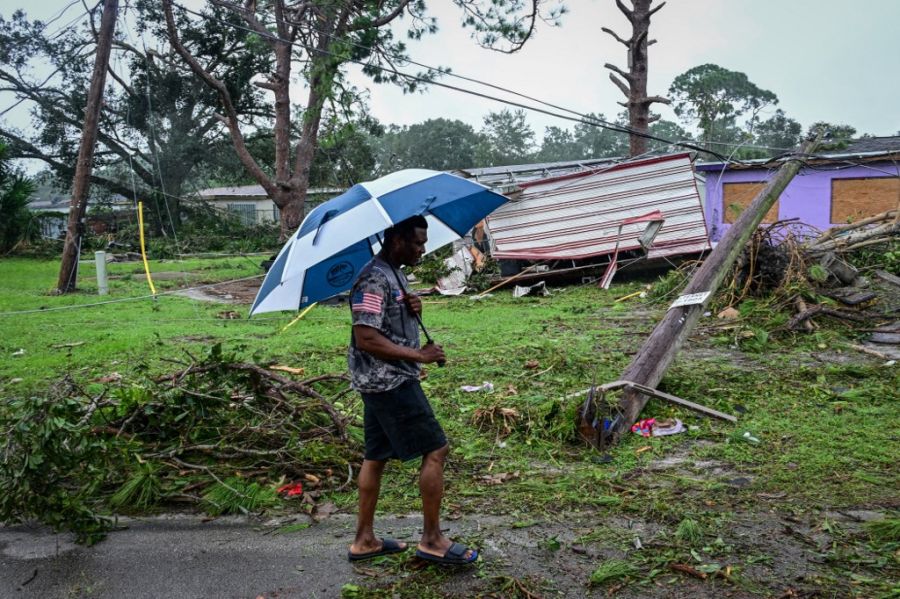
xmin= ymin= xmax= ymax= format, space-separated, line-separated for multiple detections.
xmin=350 ymin=459 xmax=405 ymax=554
xmin=416 ymin=444 xmax=474 ymax=560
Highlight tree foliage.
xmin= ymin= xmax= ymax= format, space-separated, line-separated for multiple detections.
xmin=163 ymin=0 xmax=563 ymax=237
xmin=753 ymin=109 xmax=803 ymax=155
xmin=0 ymin=141 xmax=36 ymax=253
xmin=668 ymin=64 xmax=778 ymax=147
xmin=806 ymin=121 xmax=858 ymax=150
xmin=535 ymin=126 xmax=580 ymax=162
xmin=475 ymin=109 xmax=536 ymax=166
xmin=647 ymin=118 xmax=693 ymax=152
xmin=373 ymin=118 xmax=481 ymax=173
xmin=573 ymin=113 xmax=629 ymax=159
xmin=0 ymin=5 xmax=268 ymax=235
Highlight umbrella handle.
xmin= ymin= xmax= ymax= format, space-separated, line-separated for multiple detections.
xmin=416 ymin=315 xmax=445 ymax=368
xmin=389 ymin=261 xmax=445 ymax=368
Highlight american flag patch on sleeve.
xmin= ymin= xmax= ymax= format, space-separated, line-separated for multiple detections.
xmin=351 ymin=291 xmax=383 ymax=313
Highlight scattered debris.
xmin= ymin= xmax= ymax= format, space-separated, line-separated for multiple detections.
xmin=0 ymin=348 xmax=355 ymax=542
xmin=95 ymin=372 xmax=122 ymax=383
xmin=742 ymin=432 xmax=761 ymax=444
xmin=473 ymin=405 xmax=520 ymax=437
xmin=50 ymin=341 xmax=86 ymax=349
xmin=615 ymin=286 xmax=650 ymax=302
xmin=875 ymin=269 xmax=900 ymax=287
xmin=804 ymin=210 xmax=898 ymax=257
xmin=656 ymin=419 xmax=686 ymax=436
xmin=512 ymin=280 xmax=550 ymax=298
xmin=669 ymin=562 xmax=707 ymax=579
xmin=579 ymin=379 xmax=737 ymax=449
xmin=460 ymin=381 xmax=494 ymax=393
xmin=11 ymin=349 xmax=25 ymax=357
xmin=477 ymin=471 xmax=520 ymax=485
xmin=436 ymin=245 xmax=475 ymax=296
xmin=269 ymin=365 xmax=305 ymax=375
xmin=276 ymin=482 xmax=304 ymax=497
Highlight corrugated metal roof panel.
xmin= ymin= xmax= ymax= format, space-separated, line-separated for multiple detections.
xmin=486 ymin=154 xmax=710 ymax=261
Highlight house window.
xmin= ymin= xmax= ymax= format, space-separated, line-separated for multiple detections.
xmin=226 ymin=202 xmax=256 ymax=225
xmin=831 ymin=177 xmax=899 ymax=224
xmin=722 ymin=182 xmax=779 ymax=224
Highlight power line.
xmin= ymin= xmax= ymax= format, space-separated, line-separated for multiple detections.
xmin=167 ymin=1 xmax=743 ymax=164
xmin=41 ymin=0 xmax=88 ymax=33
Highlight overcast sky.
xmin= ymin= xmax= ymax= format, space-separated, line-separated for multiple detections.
xmin=2 ymin=0 xmax=898 ymax=153
xmin=351 ymin=0 xmax=900 ymax=138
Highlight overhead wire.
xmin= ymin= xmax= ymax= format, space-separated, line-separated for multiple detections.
xmin=0 ymin=3 xmax=97 ymax=118
xmin=166 ymin=1 xmax=745 ymax=165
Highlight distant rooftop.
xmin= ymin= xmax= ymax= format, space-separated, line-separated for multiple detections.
xmin=696 ymin=135 xmax=900 ymax=171
xmin=453 ymin=156 xmax=622 ymax=189
xmin=839 ymin=135 xmax=900 ymax=155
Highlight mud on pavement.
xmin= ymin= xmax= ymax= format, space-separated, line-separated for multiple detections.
xmin=2 ymin=496 xmax=892 ymax=598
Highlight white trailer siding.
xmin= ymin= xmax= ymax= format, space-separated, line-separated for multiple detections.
xmin=486 ymin=153 xmax=711 ymax=261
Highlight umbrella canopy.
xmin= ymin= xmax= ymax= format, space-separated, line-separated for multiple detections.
xmin=250 ymin=169 xmax=508 ymax=315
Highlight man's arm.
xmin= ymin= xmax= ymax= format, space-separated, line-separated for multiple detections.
xmin=353 ymin=325 xmax=445 ymax=364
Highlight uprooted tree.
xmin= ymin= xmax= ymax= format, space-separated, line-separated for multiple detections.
xmin=602 ymin=0 xmax=670 ymax=157
xmin=162 ymin=0 xmax=566 ymax=238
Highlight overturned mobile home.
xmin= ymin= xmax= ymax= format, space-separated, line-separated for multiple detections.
xmin=458 ymin=153 xmax=711 ymax=274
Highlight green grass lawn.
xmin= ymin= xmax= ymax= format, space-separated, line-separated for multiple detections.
xmin=1 ymin=256 xmax=898 ymax=595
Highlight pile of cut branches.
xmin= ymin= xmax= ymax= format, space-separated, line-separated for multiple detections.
xmin=650 ymin=215 xmax=898 ymax=341
xmin=0 ymin=344 xmax=358 ymax=544
xmin=803 ymin=209 xmax=898 ymax=256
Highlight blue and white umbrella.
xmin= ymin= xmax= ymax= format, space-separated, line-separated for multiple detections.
xmin=249 ymin=169 xmax=508 ymax=315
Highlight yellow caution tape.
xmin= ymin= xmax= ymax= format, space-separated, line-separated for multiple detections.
xmin=280 ymin=302 xmax=317 ymax=333
xmin=137 ymin=201 xmax=157 ymax=295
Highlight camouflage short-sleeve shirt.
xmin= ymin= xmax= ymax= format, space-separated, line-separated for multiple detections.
xmin=347 ymin=257 xmax=421 ymax=393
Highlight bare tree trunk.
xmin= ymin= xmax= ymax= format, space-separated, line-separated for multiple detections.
xmin=585 ymin=137 xmax=820 ymax=447
xmin=282 ymin=59 xmax=335 ymax=233
xmin=603 ymin=0 xmax=670 ymax=157
xmin=56 ymin=0 xmax=118 ymax=293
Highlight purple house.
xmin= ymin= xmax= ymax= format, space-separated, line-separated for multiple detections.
xmin=695 ymin=136 xmax=900 ymax=242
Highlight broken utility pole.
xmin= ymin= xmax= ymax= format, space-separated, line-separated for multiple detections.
xmin=603 ymin=0 xmax=670 ymax=157
xmin=56 ymin=0 xmax=118 ymax=293
xmin=580 ymin=135 xmax=821 ymax=448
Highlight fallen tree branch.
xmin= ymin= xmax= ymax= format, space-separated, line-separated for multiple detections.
xmin=786 ymin=305 xmax=870 ymax=330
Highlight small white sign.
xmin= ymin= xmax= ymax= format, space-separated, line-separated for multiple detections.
xmin=669 ymin=291 xmax=711 ymax=310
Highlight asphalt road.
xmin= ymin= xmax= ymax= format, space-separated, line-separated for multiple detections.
xmin=1 ymin=513 xmax=446 ymax=599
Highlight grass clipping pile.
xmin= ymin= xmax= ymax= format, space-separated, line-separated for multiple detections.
xmin=0 ymin=344 xmax=357 ymax=544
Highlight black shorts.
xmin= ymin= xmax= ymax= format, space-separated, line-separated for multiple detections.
xmin=361 ymin=379 xmax=447 ymax=462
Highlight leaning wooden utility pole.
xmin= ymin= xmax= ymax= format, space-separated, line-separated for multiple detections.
xmin=56 ymin=0 xmax=118 ymax=293
xmin=586 ymin=135 xmax=820 ymax=447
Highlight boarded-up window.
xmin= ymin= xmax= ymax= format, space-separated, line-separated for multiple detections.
xmin=831 ymin=177 xmax=900 ymax=223
xmin=723 ymin=182 xmax=779 ymax=224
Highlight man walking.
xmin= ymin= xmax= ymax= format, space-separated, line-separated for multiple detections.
xmin=346 ymin=215 xmax=478 ymax=566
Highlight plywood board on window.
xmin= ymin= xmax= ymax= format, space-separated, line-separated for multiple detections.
xmin=831 ymin=177 xmax=900 ymax=224
xmin=723 ymin=182 xmax=779 ymax=224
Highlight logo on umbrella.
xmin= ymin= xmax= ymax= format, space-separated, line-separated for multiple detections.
xmin=327 ymin=261 xmax=355 ymax=287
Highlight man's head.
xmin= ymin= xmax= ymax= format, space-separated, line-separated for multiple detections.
xmin=382 ymin=215 xmax=428 ymax=267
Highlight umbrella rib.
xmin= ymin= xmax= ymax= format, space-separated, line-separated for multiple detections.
xmin=372 ymin=197 xmax=394 ymax=227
